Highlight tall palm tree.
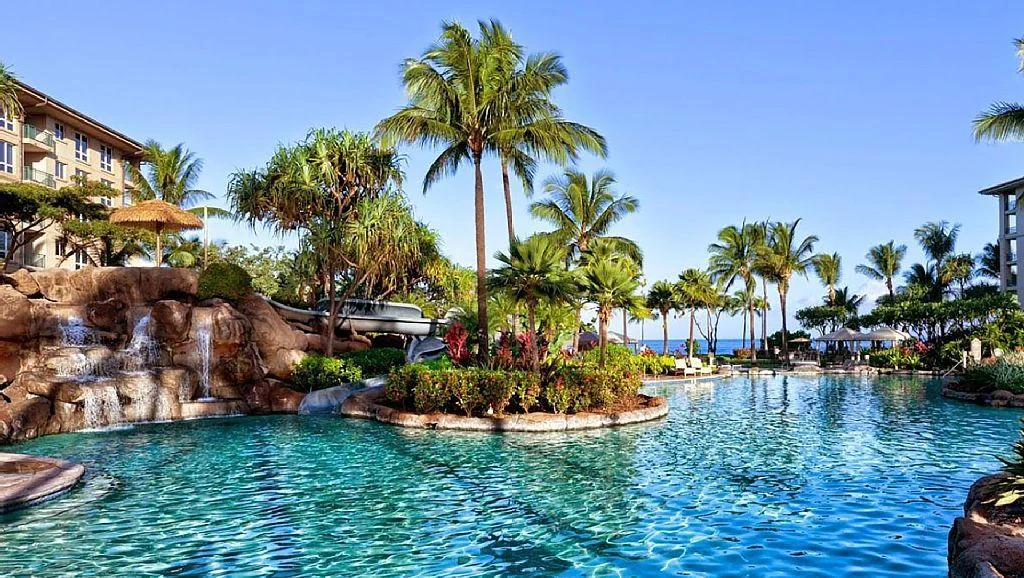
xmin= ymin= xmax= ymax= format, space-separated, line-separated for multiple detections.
xmin=977 ymin=241 xmax=1001 ymax=280
xmin=813 ymin=252 xmax=842 ymax=306
xmin=128 ymin=141 xmax=216 ymax=209
xmin=903 ymin=263 xmax=942 ymax=301
xmin=752 ymin=294 xmax=771 ymax=352
xmin=756 ymin=219 xmax=818 ymax=359
xmin=855 ymin=241 xmax=907 ymax=298
xmin=492 ymin=44 xmax=607 ymax=243
xmin=973 ymin=38 xmax=1024 ymax=141
xmin=580 ymin=256 xmax=640 ymax=366
xmin=832 ymin=287 xmax=865 ymax=314
xmin=677 ymin=268 xmax=712 ymax=358
xmin=376 ymin=20 xmax=520 ymax=361
xmin=733 ymin=287 xmax=753 ymax=350
xmin=646 ymin=280 xmax=680 ymax=354
xmin=0 ymin=62 xmax=23 ymax=122
xmin=914 ymin=221 xmax=960 ymax=269
xmin=943 ymin=253 xmax=976 ymax=296
xmin=708 ymin=223 xmax=758 ymax=360
xmin=531 ymin=168 xmax=641 ymax=266
xmin=489 ymin=234 xmax=572 ymax=371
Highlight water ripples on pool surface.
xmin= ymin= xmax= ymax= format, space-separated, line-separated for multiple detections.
xmin=2 ymin=374 xmax=1021 ymax=577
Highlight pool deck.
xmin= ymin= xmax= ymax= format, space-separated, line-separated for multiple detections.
xmin=0 ymin=453 xmax=84 ymax=512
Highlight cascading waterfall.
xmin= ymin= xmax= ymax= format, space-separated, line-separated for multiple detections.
xmin=123 ymin=313 xmax=159 ymax=372
xmin=81 ymin=383 xmax=124 ymax=430
xmin=59 ymin=315 xmax=98 ymax=346
xmin=196 ymin=318 xmax=213 ymax=399
xmin=55 ymin=315 xmax=113 ymax=380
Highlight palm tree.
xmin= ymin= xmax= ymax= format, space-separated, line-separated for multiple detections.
xmin=530 ymin=168 xmax=641 ymax=265
xmin=752 ymin=294 xmax=771 ymax=352
xmin=646 ymin=280 xmax=680 ymax=354
xmin=677 ymin=268 xmax=712 ymax=358
xmin=977 ymin=242 xmax=1001 ymax=280
xmin=813 ymin=252 xmax=841 ymax=305
xmin=855 ymin=241 xmax=907 ymax=298
xmin=756 ymin=219 xmax=818 ymax=359
xmin=579 ymin=256 xmax=640 ymax=366
xmin=943 ymin=253 xmax=976 ymax=296
xmin=491 ymin=41 xmax=607 ymax=243
xmin=733 ymin=287 xmax=753 ymax=350
xmin=914 ymin=221 xmax=960 ymax=269
xmin=376 ymin=20 xmax=522 ymax=361
xmin=489 ymin=234 xmax=572 ymax=371
xmin=128 ymin=141 xmax=216 ymax=209
xmin=832 ymin=287 xmax=865 ymax=314
xmin=903 ymin=263 xmax=942 ymax=301
xmin=973 ymin=38 xmax=1024 ymax=141
xmin=0 ymin=62 xmax=23 ymax=122
xmin=708 ymin=223 xmax=759 ymax=360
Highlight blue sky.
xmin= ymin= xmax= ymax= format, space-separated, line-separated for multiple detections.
xmin=5 ymin=1 xmax=1023 ymax=339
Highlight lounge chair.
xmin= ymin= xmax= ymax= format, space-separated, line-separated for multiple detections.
xmin=690 ymin=358 xmax=713 ymax=376
xmin=674 ymin=358 xmax=696 ymax=376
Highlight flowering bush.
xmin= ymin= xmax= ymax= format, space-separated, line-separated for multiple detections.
xmin=443 ymin=322 xmax=470 ymax=365
xmin=868 ymin=347 xmax=922 ymax=369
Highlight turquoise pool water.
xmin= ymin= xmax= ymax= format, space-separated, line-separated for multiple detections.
xmin=2 ymin=375 xmax=1021 ymax=577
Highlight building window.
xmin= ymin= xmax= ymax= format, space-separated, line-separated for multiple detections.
xmin=0 ymin=231 xmax=9 ymax=260
xmin=74 ymin=132 xmax=88 ymax=162
xmin=55 ymin=161 xmax=66 ymax=180
xmin=54 ymin=238 xmax=66 ymax=259
xmin=54 ymin=122 xmax=64 ymax=140
xmin=75 ymin=168 xmax=87 ymax=180
xmin=74 ymin=250 xmax=87 ymax=270
xmin=0 ymin=108 xmax=12 ymax=131
xmin=99 ymin=144 xmax=112 ymax=172
xmin=99 ymin=179 xmax=114 ymax=206
xmin=122 ymin=188 xmax=133 ymax=206
xmin=0 ymin=141 xmax=12 ymax=173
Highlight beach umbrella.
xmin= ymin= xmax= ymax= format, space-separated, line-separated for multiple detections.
xmin=110 ymin=200 xmax=204 ymax=267
xmin=817 ymin=327 xmax=865 ymax=342
xmin=862 ymin=327 xmax=911 ymax=342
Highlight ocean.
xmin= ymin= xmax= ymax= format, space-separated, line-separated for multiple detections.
xmin=638 ymin=338 xmax=753 ymax=356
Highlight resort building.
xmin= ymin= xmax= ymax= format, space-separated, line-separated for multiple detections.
xmin=0 ymin=80 xmax=144 ymax=271
xmin=980 ymin=176 xmax=1024 ymax=303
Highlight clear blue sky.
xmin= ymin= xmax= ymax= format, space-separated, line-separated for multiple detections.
xmin=5 ymin=1 xmax=1023 ymax=339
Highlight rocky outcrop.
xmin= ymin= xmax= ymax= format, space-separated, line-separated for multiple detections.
xmin=944 ymin=384 xmax=1024 ymax=408
xmin=949 ymin=473 xmax=1024 ymax=577
xmin=0 ymin=267 xmax=316 ymax=443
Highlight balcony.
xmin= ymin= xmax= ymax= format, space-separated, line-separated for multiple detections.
xmin=23 ymin=166 xmax=56 ymax=188
xmin=21 ymin=124 xmax=54 ymax=153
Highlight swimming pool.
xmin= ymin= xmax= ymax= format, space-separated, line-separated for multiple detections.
xmin=2 ymin=375 xmax=1019 ymax=577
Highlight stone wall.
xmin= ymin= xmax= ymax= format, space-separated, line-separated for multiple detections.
xmin=0 ymin=267 xmax=319 ymax=443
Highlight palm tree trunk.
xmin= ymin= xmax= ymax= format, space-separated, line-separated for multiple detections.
xmin=501 ymin=158 xmax=515 ymax=246
xmin=573 ymin=305 xmax=582 ymax=355
xmin=779 ymin=285 xmax=789 ymax=361
xmin=622 ymin=308 xmax=628 ymax=350
xmin=748 ymin=302 xmax=757 ymax=362
xmin=886 ymin=277 xmax=894 ymax=298
xmin=598 ymin=308 xmax=608 ymax=367
xmin=741 ymin=309 xmax=747 ymax=349
xmin=473 ymin=152 xmax=489 ymax=363
xmin=761 ymin=282 xmax=769 ymax=351
xmin=527 ymin=300 xmax=539 ymax=372
xmin=688 ymin=308 xmax=695 ymax=358
xmin=661 ymin=310 xmax=669 ymax=355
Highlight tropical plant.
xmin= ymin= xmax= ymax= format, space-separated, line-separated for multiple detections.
xmin=488 ymin=28 xmax=607 ymax=243
xmin=977 ymin=241 xmax=1001 ymax=280
xmin=677 ymin=268 xmax=713 ymax=357
xmin=813 ymin=252 xmax=841 ymax=306
xmin=196 ymin=262 xmax=253 ymax=302
xmin=127 ymin=141 xmax=218 ymax=210
xmin=832 ymin=286 xmax=865 ymax=314
xmin=579 ymin=255 xmax=641 ymax=366
xmin=227 ymin=128 xmax=404 ymax=355
xmin=855 ymin=241 xmax=907 ymax=298
xmin=646 ymin=280 xmax=680 ymax=354
xmin=530 ymin=168 xmax=641 ymax=266
xmin=292 ymin=354 xmax=363 ymax=392
xmin=944 ymin=253 xmax=976 ymax=296
xmin=340 ymin=348 xmax=406 ymax=376
xmin=756 ymin=219 xmax=818 ymax=359
xmin=709 ymin=223 xmax=759 ymax=360
xmin=0 ymin=62 xmax=23 ymax=122
xmin=914 ymin=221 xmax=960 ymax=269
xmin=973 ymin=38 xmax=1024 ymax=142
xmin=488 ymin=234 xmax=574 ymax=371
xmin=376 ymin=20 xmax=521 ymax=361
xmin=0 ymin=181 xmax=108 ymax=270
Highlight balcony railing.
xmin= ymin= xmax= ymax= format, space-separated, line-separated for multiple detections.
xmin=1008 ymin=226 xmax=1018 ymax=236
xmin=23 ymin=166 xmax=56 ymax=188
xmin=22 ymin=124 xmax=54 ymax=148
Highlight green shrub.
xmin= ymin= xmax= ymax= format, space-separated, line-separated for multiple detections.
xmin=341 ymin=348 xmax=405 ymax=376
xmin=197 ymin=262 xmax=253 ymax=302
xmin=412 ymin=370 xmax=448 ymax=413
xmin=292 ymin=354 xmax=362 ymax=391
xmin=868 ymin=347 xmax=922 ymax=370
xmin=959 ymin=360 xmax=1024 ymax=394
xmin=479 ymin=370 xmax=516 ymax=415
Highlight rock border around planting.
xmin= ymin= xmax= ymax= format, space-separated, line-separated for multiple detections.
xmin=339 ymin=386 xmax=669 ymax=432
xmin=948 ymin=473 xmax=1024 ymax=578
xmin=943 ymin=384 xmax=1024 ymax=408
xmin=0 ymin=453 xmax=85 ymax=513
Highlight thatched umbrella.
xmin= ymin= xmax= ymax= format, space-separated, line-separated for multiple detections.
xmin=110 ymin=200 xmax=204 ymax=266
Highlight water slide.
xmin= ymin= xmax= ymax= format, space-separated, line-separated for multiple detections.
xmin=264 ymin=297 xmax=449 ymax=337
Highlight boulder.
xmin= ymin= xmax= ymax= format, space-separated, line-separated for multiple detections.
xmin=245 ymin=379 xmax=306 ymax=413
xmin=950 ymin=517 xmax=1024 ymax=578
xmin=0 ymin=397 xmax=52 ymax=442
xmin=152 ymin=300 xmax=192 ymax=343
xmin=0 ymin=341 xmax=29 ymax=385
xmin=0 ymin=286 xmax=34 ymax=341
xmin=209 ymin=304 xmax=250 ymax=355
xmin=86 ymin=298 xmax=129 ymax=334
xmin=30 ymin=267 xmax=197 ymax=305
xmin=3 ymin=268 xmax=41 ymax=297
xmin=235 ymin=295 xmax=308 ymax=380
